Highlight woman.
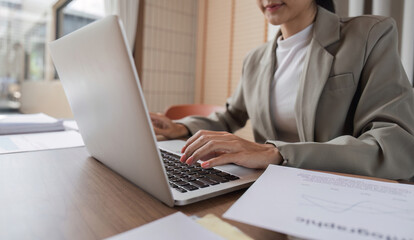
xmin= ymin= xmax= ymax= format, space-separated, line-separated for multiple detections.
xmin=151 ymin=0 xmax=414 ymax=180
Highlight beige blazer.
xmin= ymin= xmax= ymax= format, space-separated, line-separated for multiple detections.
xmin=178 ymin=7 xmax=414 ymax=180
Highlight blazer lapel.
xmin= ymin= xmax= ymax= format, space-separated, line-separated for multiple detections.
xmin=295 ymin=7 xmax=340 ymax=141
xmin=295 ymin=41 xmax=333 ymax=141
xmin=260 ymin=33 xmax=279 ymax=139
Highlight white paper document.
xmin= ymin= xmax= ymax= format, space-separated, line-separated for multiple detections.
xmin=0 ymin=130 xmax=85 ymax=154
xmin=106 ymin=212 xmax=224 ymax=240
xmin=223 ymin=165 xmax=414 ymax=240
xmin=0 ymin=113 xmax=64 ymax=135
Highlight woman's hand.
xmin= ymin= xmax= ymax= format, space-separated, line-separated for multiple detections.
xmin=180 ymin=130 xmax=283 ymax=169
xmin=150 ymin=113 xmax=189 ymax=139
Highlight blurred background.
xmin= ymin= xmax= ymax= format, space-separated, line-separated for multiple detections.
xmin=0 ymin=0 xmax=413 ymax=140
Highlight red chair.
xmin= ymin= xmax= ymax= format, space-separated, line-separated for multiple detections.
xmin=164 ymin=104 xmax=225 ymax=120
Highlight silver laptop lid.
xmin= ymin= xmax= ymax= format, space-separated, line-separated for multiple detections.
xmin=49 ymin=16 xmax=174 ymax=207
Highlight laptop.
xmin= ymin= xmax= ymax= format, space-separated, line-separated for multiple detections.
xmin=49 ymin=15 xmax=263 ymax=207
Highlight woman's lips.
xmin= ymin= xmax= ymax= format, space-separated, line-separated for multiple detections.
xmin=265 ymin=3 xmax=284 ymax=12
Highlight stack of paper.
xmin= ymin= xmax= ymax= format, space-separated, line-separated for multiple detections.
xmin=0 ymin=113 xmax=64 ymax=135
xmin=63 ymin=120 xmax=79 ymax=131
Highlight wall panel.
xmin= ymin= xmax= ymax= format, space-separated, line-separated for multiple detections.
xmin=200 ymin=0 xmax=267 ymax=140
xmin=202 ymin=0 xmax=232 ymax=105
xmin=141 ymin=0 xmax=198 ymax=112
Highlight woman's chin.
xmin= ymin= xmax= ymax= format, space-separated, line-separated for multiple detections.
xmin=265 ymin=13 xmax=285 ymax=26
xmin=267 ymin=18 xmax=283 ymax=26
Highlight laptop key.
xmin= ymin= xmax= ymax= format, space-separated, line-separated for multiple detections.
xmin=169 ymin=182 xmax=179 ymax=188
xmin=205 ymin=174 xmax=229 ymax=183
xmin=193 ymin=173 xmax=205 ymax=179
xmin=182 ymin=184 xmax=198 ymax=191
xmin=174 ymin=187 xmax=187 ymax=193
xmin=224 ymin=175 xmax=240 ymax=180
xmin=217 ymin=172 xmax=230 ymax=177
xmin=189 ymin=168 xmax=201 ymax=173
xmin=175 ymin=181 xmax=190 ymax=186
xmin=199 ymin=178 xmax=219 ymax=185
xmin=207 ymin=169 xmax=221 ymax=174
xmin=190 ymin=180 xmax=209 ymax=188
xmin=182 ymin=176 xmax=197 ymax=182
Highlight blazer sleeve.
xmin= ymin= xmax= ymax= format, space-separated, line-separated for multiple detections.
xmin=175 ymin=62 xmax=249 ymax=135
xmin=267 ymin=18 xmax=414 ymax=181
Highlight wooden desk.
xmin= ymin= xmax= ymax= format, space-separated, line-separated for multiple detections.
xmin=0 ymin=147 xmax=284 ymax=240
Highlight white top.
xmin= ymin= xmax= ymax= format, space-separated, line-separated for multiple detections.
xmin=270 ymin=24 xmax=313 ymax=142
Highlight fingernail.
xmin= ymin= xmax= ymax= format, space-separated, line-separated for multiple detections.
xmin=201 ymin=161 xmax=210 ymax=168
xmin=186 ymin=156 xmax=194 ymax=165
xmin=180 ymin=154 xmax=186 ymax=163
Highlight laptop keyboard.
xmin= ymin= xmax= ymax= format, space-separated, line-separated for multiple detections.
xmin=160 ymin=150 xmax=240 ymax=193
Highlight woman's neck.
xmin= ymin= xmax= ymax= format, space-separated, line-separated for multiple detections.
xmin=280 ymin=5 xmax=317 ymax=39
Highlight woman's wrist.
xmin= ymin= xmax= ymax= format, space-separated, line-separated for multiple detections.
xmin=264 ymin=143 xmax=283 ymax=165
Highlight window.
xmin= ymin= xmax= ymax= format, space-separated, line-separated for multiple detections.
xmin=25 ymin=22 xmax=47 ymax=81
xmin=0 ymin=0 xmax=104 ymax=111
xmin=141 ymin=0 xmax=199 ymax=112
xmin=55 ymin=0 xmax=105 ymax=39
xmin=0 ymin=0 xmax=54 ymax=110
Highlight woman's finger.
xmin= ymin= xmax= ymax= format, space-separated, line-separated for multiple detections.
xmin=182 ymin=133 xmax=216 ymax=162
xmin=181 ymin=130 xmax=226 ymax=153
xmin=181 ymin=132 xmax=234 ymax=163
